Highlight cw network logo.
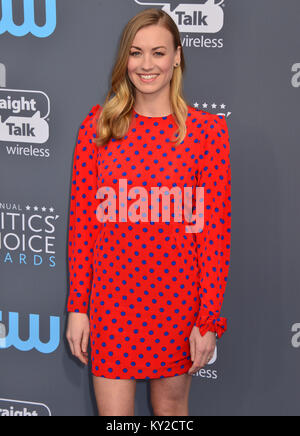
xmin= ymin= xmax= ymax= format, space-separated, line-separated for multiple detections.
xmin=0 ymin=0 xmax=57 ymax=38
xmin=0 ymin=310 xmax=60 ymax=354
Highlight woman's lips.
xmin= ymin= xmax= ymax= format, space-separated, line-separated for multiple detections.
xmin=137 ymin=74 xmax=160 ymax=83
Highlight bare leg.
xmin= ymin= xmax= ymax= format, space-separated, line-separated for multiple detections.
xmin=150 ymin=373 xmax=193 ymax=416
xmin=93 ymin=375 xmax=137 ymax=416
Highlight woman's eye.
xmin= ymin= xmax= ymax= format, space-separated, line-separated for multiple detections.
xmin=129 ymin=52 xmax=165 ymax=57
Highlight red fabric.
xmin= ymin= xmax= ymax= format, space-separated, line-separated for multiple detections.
xmin=193 ymin=113 xmax=231 ymax=340
xmin=67 ymin=104 xmax=231 ymax=378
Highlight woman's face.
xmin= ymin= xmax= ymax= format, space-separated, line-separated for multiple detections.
xmin=127 ymin=24 xmax=181 ymax=97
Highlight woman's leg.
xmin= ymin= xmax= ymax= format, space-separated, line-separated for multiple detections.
xmin=150 ymin=373 xmax=193 ymax=416
xmin=93 ymin=375 xmax=137 ymax=416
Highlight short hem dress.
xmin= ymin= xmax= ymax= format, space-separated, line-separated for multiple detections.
xmin=91 ymin=360 xmax=192 ymax=380
xmin=67 ymin=104 xmax=231 ymax=380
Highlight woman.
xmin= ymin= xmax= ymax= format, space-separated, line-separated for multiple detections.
xmin=66 ymin=8 xmax=231 ymax=416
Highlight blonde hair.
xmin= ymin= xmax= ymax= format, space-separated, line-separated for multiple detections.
xmin=94 ymin=8 xmax=191 ymax=148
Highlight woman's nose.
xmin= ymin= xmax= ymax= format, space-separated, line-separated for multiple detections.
xmin=141 ymin=55 xmax=154 ymax=69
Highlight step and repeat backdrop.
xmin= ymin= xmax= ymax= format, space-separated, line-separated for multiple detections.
xmin=0 ymin=0 xmax=300 ymax=416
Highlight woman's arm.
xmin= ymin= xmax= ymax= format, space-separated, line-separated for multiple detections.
xmin=67 ymin=105 xmax=101 ymax=313
xmin=194 ymin=113 xmax=232 ymax=340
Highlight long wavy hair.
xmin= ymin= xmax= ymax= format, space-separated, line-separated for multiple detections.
xmin=94 ymin=8 xmax=190 ymax=148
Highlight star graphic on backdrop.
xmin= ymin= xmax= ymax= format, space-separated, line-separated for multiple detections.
xmin=192 ymin=102 xmax=230 ymax=115
xmin=24 ymin=205 xmax=56 ymax=212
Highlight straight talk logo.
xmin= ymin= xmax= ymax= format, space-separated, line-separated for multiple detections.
xmin=0 ymin=399 xmax=51 ymax=416
xmin=134 ymin=0 xmax=225 ymax=48
xmin=0 ymin=87 xmax=51 ymax=157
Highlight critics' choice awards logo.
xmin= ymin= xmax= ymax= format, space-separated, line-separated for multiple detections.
xmin=0 ymin=399 xmax=51 ymax=416
xmin=135 ymin=0 xmax=225 ymax=48
xmin=0 ymin=89 xmax=51 ymax=156
xmin=0 ymin=0 xmax=56 ymax=38
xmin=0 ymin=310 xmax=60 ymax=354
xmin=291 ymin=63 xmax=300 ymax=88
xmin=0 ymin=202 xmax=59 ymax=267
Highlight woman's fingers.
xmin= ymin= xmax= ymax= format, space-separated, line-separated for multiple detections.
xmin=81 ymin=329 xmax=90 ymax=354
xmin=73 ymin=339 xmax=88 ymax=365
xmin=66 ymin=313 xmax=90 ymax=366
xmin=189 ymin=348 xmax=208 ymax=374
xmin=190 ymin=336 xmax=196 ymax=362
xmin=68 ymin=339 xmax=75 ymax=356
xmin=188 ymin=338 xmax=202 ymax=375
xmin=188 ymin=329 xmax=216 ymax=375
xmin=198 ymin=349 xmax=210 ymax=369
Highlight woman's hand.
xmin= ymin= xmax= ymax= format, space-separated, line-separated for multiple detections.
xmin=188 ymin=327 xmax=216 ymax=376
xmin=66 ymin=312 xmax=90 ymax=366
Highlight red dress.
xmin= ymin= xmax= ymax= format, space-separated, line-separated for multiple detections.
xmin=67 ymin=104 xmax=231 ymax=379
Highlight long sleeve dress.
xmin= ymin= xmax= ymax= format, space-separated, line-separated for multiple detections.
xmin=67 ymin=104 xmax=231 ymax=380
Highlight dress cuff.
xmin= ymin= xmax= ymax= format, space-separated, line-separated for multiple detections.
xmin=67 ymin=300 xmax=89 ymax=314
xmin=194 ymin=314 xmax=227 ymax=339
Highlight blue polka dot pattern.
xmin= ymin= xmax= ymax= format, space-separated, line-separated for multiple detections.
xmin=67 ymin=104 xmax=231 ymax=379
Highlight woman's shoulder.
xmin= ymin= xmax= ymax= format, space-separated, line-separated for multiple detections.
xmin=187 ymin=104 xmax=225 ymax=122
xmin=187 ymin=105 xmax=228 ymax=136
xmin=79 ymin=104 xmax=103 ymax=133
xmin=85 ymin=103 xmax=102 ymax=121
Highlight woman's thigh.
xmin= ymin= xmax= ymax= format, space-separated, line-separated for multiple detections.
xmin=150 ymin=373 xmax=193 ymax=414
xmin=93 ymin=375 xmax=137 ymax=416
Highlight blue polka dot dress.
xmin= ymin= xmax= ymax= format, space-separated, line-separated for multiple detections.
xmin=67 ymin=104 xmax=232 ymax=379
